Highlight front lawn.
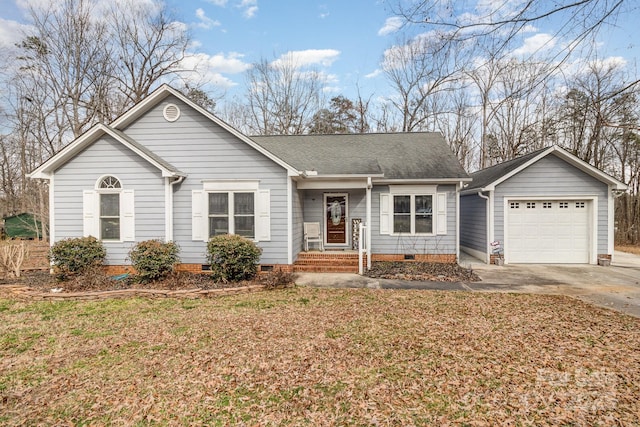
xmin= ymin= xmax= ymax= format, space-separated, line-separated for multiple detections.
xmin=1 ymin=288 xmax=638 ymax=425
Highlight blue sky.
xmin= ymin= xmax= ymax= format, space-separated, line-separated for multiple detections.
xmin=1 ymin=0 xmax=639 ymax=105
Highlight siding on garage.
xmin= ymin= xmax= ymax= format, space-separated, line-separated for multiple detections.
xmin=460 ymin=193 xmax=487 ymax=255
xmin=54 ymin=136 xmax=165 ymax=265
xmin=371 ymin=184 xmax=458 ymax=256
xmin=121 ymin=95 xmax=290 ymax=265
xmin=493 ymin=154 xmax=609 ymax=256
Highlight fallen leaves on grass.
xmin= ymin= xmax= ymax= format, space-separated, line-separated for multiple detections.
xmin=1 ymin=288 xmax=638 ymax=425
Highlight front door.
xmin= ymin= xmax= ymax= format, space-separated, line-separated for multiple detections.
xmin=324 ymin=193 xmax=348 ymax=246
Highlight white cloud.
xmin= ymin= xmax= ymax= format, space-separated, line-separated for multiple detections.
xmin=378 ymin=17 xmax=403 ymax=36
xmin=206 ymin=0 xmax=228 ymax=6
xmin=271 ymin=49 xmax=340 ymax=68
xmin=511 ymin=33 xmax=556 ymax=56
xmin=365 ymin=68 xmax=382 ymax=79
xmin=237 ymin=0 xmax=258 ymax=19
xmin=181 ymin=52 xmax=252 ymax=89
xmin=195 ymin=8 xmax=221 ymax=29
xmin=0 ymin=18 xmax=28 ymax=49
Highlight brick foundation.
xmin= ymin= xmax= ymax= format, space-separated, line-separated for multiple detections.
xmin=370 ymin=253 xmax=456 ymax=263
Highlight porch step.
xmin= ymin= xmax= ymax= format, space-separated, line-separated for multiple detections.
xmin=293 ymin=252 xmax=364 ymax=273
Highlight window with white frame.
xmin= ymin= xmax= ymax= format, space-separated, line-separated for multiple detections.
xmin=83 ymin=176 xmax=135 ymax=241
xmin=208 ymin=192 xmax=255 ymax=238
xmin=380 ymin=186 xmax=447 ymax=236
xmin=192 ymin=181 xmax=270 ymax=242
xmin=393 ymin=194 xmax=433 ymax=234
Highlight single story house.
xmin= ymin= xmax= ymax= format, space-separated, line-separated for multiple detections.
xmin=460 ymin=146 xmax=627 ymax=265
xmin=28 ymin=84 xmax=471 ymax=273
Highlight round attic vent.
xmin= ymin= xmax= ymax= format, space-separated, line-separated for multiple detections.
xmin=163 ymin=103 xmax=180 ymax=122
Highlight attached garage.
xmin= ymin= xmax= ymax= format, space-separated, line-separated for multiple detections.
xmin=506 ymin=198 xmax=592 ymax=263
xmin=460 ymin=146 xmax=627 ymax=265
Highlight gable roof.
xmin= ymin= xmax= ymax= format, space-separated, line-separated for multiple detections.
xmin=464 ymin=145 xmax=627 ymax=193
xmin=252 ymin=132 xmax=471 ymax=182
xmin=28 ymin=123 xmax=185 ymax=179
xmin=110 ymin=84 xmax=299 ymax=175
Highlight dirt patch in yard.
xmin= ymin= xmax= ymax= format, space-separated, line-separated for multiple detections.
xmin=365 ymin=261 xmax=480 ymax=281
xmin=617 ymin=244 xmax=640 ymax=256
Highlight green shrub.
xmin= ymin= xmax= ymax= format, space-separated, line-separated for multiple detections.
xmin=49 ymin=236 xmax=106 ymax=279
xmin=206 ymin=234 xmax=262 ymax=282
xmin=129 ymin=240 xmax=180 ymax=283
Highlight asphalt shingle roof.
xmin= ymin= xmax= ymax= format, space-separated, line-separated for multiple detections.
xmin=251 ymin=132 xmax=469 ymax=180
xmin=466 ymin=147 xmax=549 ymax=190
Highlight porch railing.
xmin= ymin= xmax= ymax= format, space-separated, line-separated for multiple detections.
xmin=358 ymin=222 xmax=368 ymax=275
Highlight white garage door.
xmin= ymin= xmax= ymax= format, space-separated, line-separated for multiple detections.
xmin=506 ymin=200 xmax=590 ymax=263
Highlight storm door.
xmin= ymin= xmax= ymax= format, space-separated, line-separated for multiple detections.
xmin=324 ymin=193 xmax=348 ymax=246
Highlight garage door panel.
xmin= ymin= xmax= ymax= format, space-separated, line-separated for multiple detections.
xmin=507 ymin=199 xmax=590 ymax=264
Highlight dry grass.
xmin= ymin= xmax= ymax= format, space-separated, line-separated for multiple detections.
xmin=617 ymin=245 xmax=640 ymax=256
xmin=1 ymin=288 xmax=639 ymax=426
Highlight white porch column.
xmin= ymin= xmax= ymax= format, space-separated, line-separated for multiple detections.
xmin=366 ymin=177 xmax=372 ymax=269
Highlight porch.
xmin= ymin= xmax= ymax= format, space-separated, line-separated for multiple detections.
xmin=293 ymin=250 xmax=364 ymax=273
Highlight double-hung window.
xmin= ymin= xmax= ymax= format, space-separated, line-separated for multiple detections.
xmin=83 ymin=175 xmax=135 ymax=241
xmin=393 ymin=194 xmax=433 ymax=234
xmin=380 ymin=185 xmax=446 ymax=236
xmin=208 ymin=192 xmax=255 ymax=239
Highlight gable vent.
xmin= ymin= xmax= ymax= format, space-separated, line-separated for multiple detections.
xmin=163 ymin=103 xmax=181 ymax=122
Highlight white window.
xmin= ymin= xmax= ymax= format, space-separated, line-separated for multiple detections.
xmin=208 ymin=192 xmax=255 ymax=239
xmin=380 ymin=186 xmax=447 ymax=236
xmin=83 ymin=176 xmax=135 ymax=241
xmin=393 ymin=194 xmax=433 ymax=234
xmin=192 ymin=181 xmax=270 ymax=242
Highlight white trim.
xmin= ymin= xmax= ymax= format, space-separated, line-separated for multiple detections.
xmin=488 ymin=191 xmax=494 ymax=260
xmin=608 ymin=186 xmax=615 ymax=258
xmin=502 ymin=195 xmax=598 ymax=265
xmin=375 ymin=178 xmax=472 ymax=185
xmin=48 ymin=176 xmax=55 ymax=245
xmin=28 ymin=124 xmax=183 ymax=179
xmin=455 ymin=183 xmax=460 ymax=262
xmin=165 ymin=177 xmax=172 ymax=241
xmin=366 ymin=178 xmax=372 ymax=269
xmin=323 ymin=193 xmax=349 ymax=247
xmin=202 ymin=180 xmax=259 ymax=191
xmin=295 ymin=179 xmax=368 ymax=190
xmin=287 ymin=177 xmax=293 ymax=264
xmin=474 ymin=146 xmax=627 ymax=193
xmin=109 ymin=85 xmax=300 ymax=176
xmin=389 ymin=184 xmax=437 ymax=194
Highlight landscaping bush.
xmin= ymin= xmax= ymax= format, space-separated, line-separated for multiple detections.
xmin=207 ymin=234 xmax=262 ymax=282
xmin=49 ymin=236 xmax=106 ymax=279
xmin=129 ymin=239 xmax=180 ymax=283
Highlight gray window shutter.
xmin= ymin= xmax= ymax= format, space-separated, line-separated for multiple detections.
xmin=83 ymin=190 xmax=98 ymax=237
xmin=256 ymin=189 xmax=271 ymax=241
xmin=192 ymin=190 xmax=206 ymax=241
xmin=121 ymin=189 xmax=135 ymax=241
xmin=436 ymin=192 xmax=447 ymax=235
xmin=380 ymin=193 xmax=390 ymax=235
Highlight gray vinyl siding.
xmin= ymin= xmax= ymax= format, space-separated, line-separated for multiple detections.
xmin=121 ymin=95 xmax=290 ymax=264
xmin=300 ymin=189 xmax=366 ymax=249
xmin=460 ymin=193 xmax=487 ymax=254
xmin=371 ymin=184 xmax=457 ymax=255
xmin=493 ymin=154 xmax=609 ymax=255
xmin=291 ymin=180 xmax=303 ymax=261
xmin=54 ymin=136 xmax=165 ymax=265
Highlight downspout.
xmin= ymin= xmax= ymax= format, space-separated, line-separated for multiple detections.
xmin=456 ymin=181 xmax=461 ymax=263
xmin=366 ymin=177 xmax=372 ymax=270
xmin=166 ymin=176 xmax=185 ymax=242
xmin=477 ymin=191 xmax=491 ymax=264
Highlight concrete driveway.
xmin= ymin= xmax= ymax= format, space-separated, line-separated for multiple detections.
xmin=296 ymin=251 xmax=640 ymax=318
xmin=461 ymin=251 xmax=640 ymax=317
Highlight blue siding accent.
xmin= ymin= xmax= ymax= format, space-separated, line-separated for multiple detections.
xmin=121 ymin=95 xmax=290 ymax=265
xmin=371 ymin=184 xmax=457 ymax=255
xmin=460 ymin=193 xmax=487 ymax=254
xmin=54 ymin=136 xmax=165 ymax=265
xmin=493 ymin=154 xmax=609 ymax=255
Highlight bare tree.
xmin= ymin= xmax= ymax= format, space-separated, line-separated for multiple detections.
xmin=244 ymin=57 xmax=325 ymax=135
xmin=382 ymin=32 xmax=464 ymax=132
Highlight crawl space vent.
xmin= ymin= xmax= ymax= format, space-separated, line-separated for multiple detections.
xmin=163 ymin=103 xmax=180 ymax=122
